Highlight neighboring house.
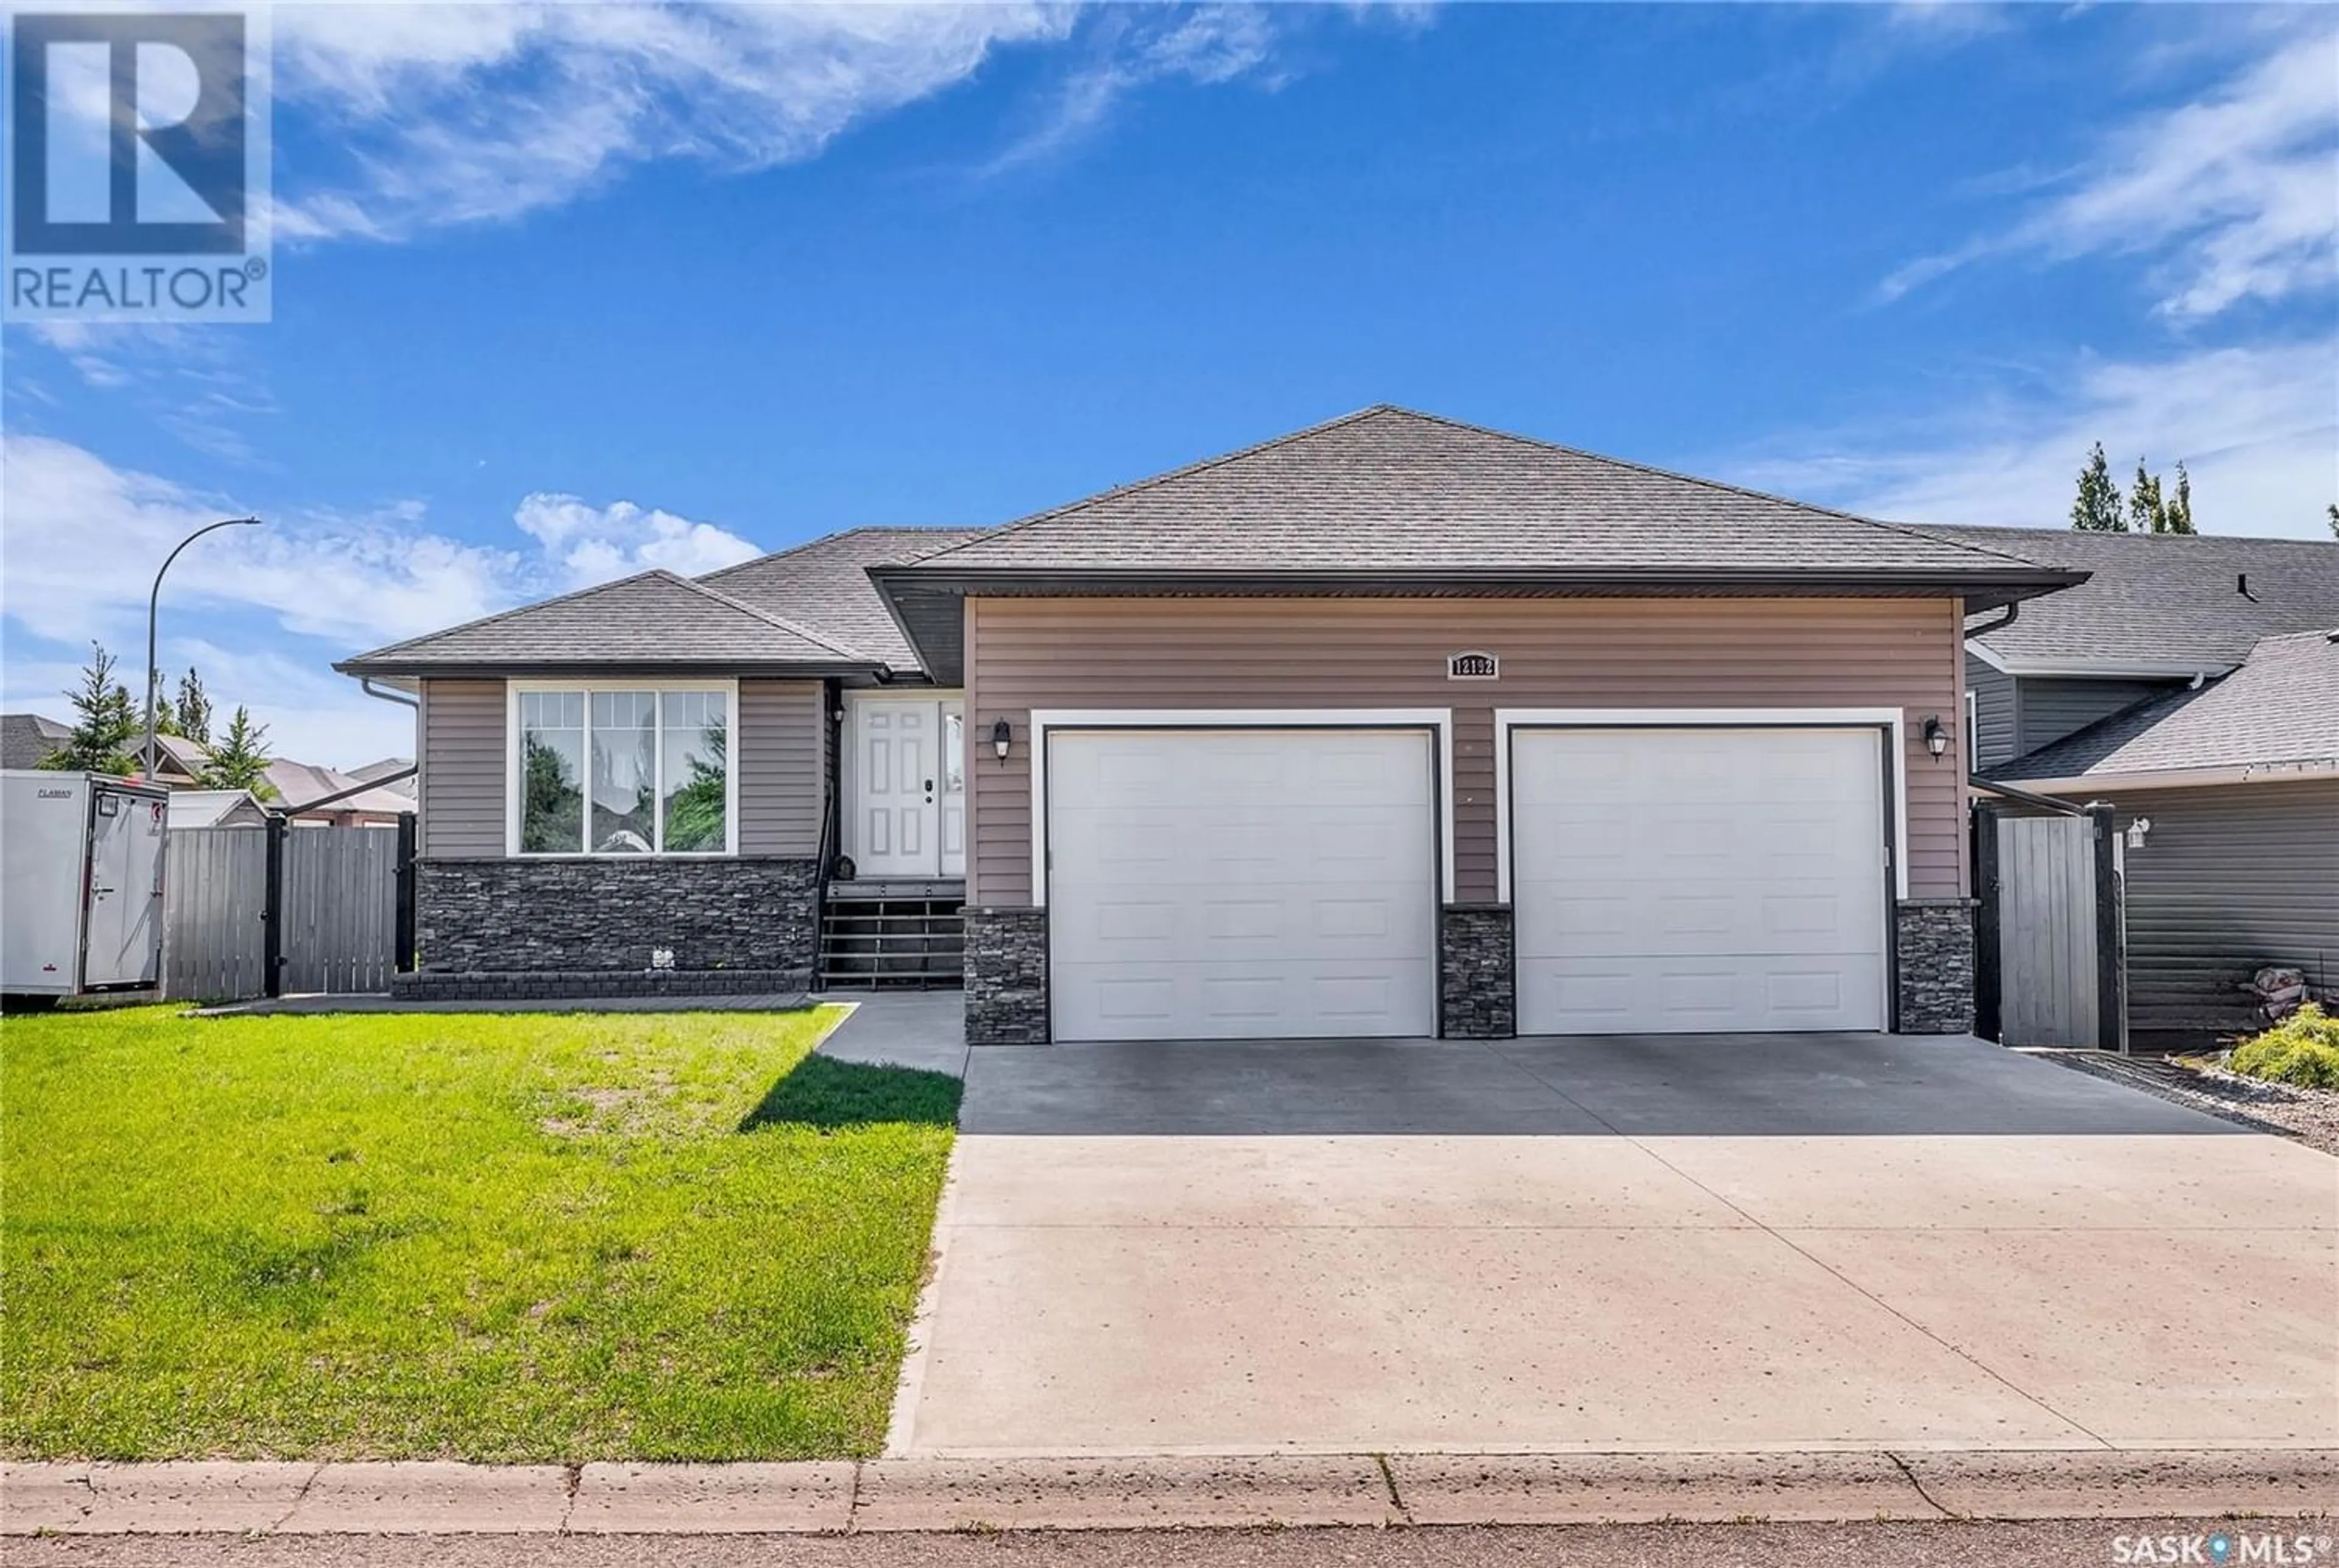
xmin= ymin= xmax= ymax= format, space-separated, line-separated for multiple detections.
xmin=261 ymin=759 xmax=413 ymax=826
xmin=168 ymin=789 xmax=272 ymax=829
xmin=1 ymin=713 xmax=71 ymax=770
xmin=342 ymin=406 xmax=2082 ymax=1038
xmin=1914 ymin=526 xmax=2339 ymax=771
xmin=1986 ymin=628 xmax=2338 ymax=1047
xmin=348 ymin=757 xmax=418 ymax=804
xmin=1907 ymin=525 xmax=2339 ymax=1047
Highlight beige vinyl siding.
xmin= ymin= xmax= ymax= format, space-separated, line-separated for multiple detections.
xmin=966 ymin=596 xmax=1967 ymax=906
xmin=418 ymin=678 xmax=505 ymax=858
xmin=738 ymin=680 xmax=825 ymax=856
xmin=420 ymin=676 xmax=824 ymax=859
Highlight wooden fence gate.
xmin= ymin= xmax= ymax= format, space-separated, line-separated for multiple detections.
xmin=164 ymin=818 xmax=413 ymax=1001
xmin=1974 ymin=802 xmax=2127 ymax=1051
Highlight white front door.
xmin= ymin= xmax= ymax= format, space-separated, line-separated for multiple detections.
xmin=1047 ymin=728 xmax=1439 ymax=1042
xmin=855 ymin=696 xmax=965 ymax=878
xmin=1511 ymin=726 xmax=1889 ymax=1035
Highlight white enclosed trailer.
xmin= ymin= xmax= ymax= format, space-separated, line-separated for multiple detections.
xmin=2 ymin=770 xmax=169 ymax=1004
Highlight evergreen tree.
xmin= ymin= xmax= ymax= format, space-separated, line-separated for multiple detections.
xmin=2128 ymin=460 xmax=2167 ymax=535
xmin=41 ymin=642 xmax=139 ymax=774
xmin=174 ymin=668 xmax=214 ymax=747
xmin=2162 ymin=462 xmax=2195 ymax=535
xmin=2070 ymin=443 xmax=2125 ymax=531
xmin=199 ymin=706 xmax=277 ymax=798
xmin=2326 ymin=503 xmax=2337 ymax=541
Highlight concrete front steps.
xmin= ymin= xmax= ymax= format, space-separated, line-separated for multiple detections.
xmin=819 ymin=879 xmax=964 ymax=991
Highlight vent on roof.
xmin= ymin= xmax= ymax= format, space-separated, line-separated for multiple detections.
xmin=2238 ymin=572 xmax=2257 ymax=600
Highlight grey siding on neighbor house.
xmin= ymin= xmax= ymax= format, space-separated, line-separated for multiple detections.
xmin=2017 ymin=676 xmax=2181 ymax=758
xmin=418 ymin=679 xmax=506 ymax=857
xmin=418 ymin=677 xmax=825 ymax=858
xmin=738 ymin=680 xmax=825 ymax=856
xmin=966 ymin=595 xmax=1970 ymax=907
xmin=2104 ymin=780 xmax=2338 ymax=1040
xmin=1966 ymin=656 xmax=2019 ymax=769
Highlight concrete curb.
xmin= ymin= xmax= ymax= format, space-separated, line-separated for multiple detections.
xmin=4 ymin=1450 xmax=2333 ymax=1535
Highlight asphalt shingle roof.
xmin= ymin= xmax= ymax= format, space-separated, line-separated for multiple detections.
xmin=1918 ymin=524 xmax=2339 ymax=672
xmin=2 ymin=712 xmax=71 ymax=770
xmin=699 ymin=527 xmax=988 ymax=671
xmin=337 ymin=569 xmax=875 ymax=675
xmin=898 ymin=407 xmax=2057 ymax=580
xmin=1992 ymin=630 xmax=2339 ymax=782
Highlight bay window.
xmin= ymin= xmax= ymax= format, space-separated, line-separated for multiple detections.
xmin=513 ymin=683 xmax=733 ymax=855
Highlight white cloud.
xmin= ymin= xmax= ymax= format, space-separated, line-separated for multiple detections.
xmin=268 ymin=2 xmax=1079 ymax=242
xmin=982 ymin=5 xmax=1286 ymax=174
xmin=514 ymin=491 xmax=760 ymax=585
xmin=1882 ymin=21 xmax=2339 ymax=317
xmin=1730 ymin=337 xmax=2339 ymax=540
xmin=0 ymin=434 xmax=779 ymax=764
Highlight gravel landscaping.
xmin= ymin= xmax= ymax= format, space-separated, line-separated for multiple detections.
xmin=2036 ymin=1049 xmax=2339 ymax=1157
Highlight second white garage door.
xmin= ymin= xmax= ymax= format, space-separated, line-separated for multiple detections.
xmin=1512 ymin=726 xmax=1890 ymax=1035
xmin=1048 ymin=729 xmax=1439 ymax=1042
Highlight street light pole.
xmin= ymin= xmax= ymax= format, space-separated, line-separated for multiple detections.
xmin=143 ymin=516 xmax=263 ymax=779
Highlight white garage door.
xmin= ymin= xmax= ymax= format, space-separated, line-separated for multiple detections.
xmin=1512 ymin=727 xmax=1889 ymax=1035
xmin=1048 ymin=729 xmax=1439 ymax=1042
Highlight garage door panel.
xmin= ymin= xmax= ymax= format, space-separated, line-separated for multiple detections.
xmin=1514 ymin=727 xmax=1888 ymax=1035
xmin=1051 ymin=729 xmax=1438 ymax=1042
xmin=1520 ymin=955 xmax=1889 ymax=1033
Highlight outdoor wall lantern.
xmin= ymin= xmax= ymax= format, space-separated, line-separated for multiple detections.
xmin=2125 ymin=817 xmax=2153 ymax=852
xmin=991 ymin=717 xmax=1013 ymax=761
xmin=1922 ymin=714 xmax=1947 ymax=760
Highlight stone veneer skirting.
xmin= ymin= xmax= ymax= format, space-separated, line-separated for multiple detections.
xmin=1439 ymin=905 xmax=1514 ymax=1039
xmin=963 ymin=906 xmax=1048 ymax=1044
xmin=1895 ymin=899 xmax=1977 ymax=1035
xmin=409 ymin=857 xmax=819 ymax=997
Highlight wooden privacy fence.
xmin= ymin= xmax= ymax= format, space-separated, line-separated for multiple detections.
xmin=163 ymin=827 xmax=269 ymax=1000
xmin=1974 ymin=800 xmax=2127 ymax=1052
xmin=164 ymin=818 xmax=414 ymax=1001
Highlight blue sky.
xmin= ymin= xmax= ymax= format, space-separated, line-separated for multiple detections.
xmin=4 ymin=2 xmax=2335 ymax=765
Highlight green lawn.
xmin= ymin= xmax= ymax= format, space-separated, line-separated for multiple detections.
xmin=0 ymin=1004 xmax=958 ymax=1461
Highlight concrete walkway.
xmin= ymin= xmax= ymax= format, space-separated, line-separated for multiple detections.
xmin=5 ymin=1450 xmax=2334 ymax=1534
xmin=898 ymin=1033 xmax=2338 ymax=1458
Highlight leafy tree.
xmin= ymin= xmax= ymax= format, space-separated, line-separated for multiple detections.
xmin=174 ymin=668 xmax=214 ymax=747
xmin=661 ymin=719 xmax=728 ymax=853
xmin=2162 ymin=462 xmax=2195 ymax=535
xmin=199 ymin=706 xmax=277 ymax=799
xmin=2128 ymin=460 xmax=2167 ymax=535
xmin=41 ymin=642 xmax=139 ymax=774
xmin=2326 ymin=503 xmax=2337 ymax=541
xmin=2070 ymin=443 xmax=2125 ymax=531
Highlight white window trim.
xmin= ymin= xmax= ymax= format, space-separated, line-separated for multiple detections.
xmin=1492 ymin=707 xmax=1911 ymax=904
xmin=506 ymin=678 xmax=741 ymax=857
xmin=1026 ymin=707 xmax=1457 ymax=907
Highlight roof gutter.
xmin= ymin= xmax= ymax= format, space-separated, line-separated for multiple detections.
xmin=1985 ymin=758 xmax=2339 ymax=796
xmin=871 ymin=564 xmax=2088 ymax=597
xmin=1967 ymin=773 xmax=2087 ymax=817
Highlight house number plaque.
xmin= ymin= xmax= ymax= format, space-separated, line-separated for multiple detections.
xmin=1447 ymin=651 xmax=1500 ymax=681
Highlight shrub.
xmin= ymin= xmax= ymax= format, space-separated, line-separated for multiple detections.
xmin=2228 ymin=1004 xmax=2339 ymax=1090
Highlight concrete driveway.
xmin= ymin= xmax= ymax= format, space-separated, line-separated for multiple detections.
xmin=889 ymin=1032 xmax=2339 ymax=1458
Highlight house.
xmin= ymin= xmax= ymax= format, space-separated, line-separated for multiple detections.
xmin=1915 ymin=525 xmax=2339 ymax=770
xmin=1905 ymin=525 xmax=2339 ymax=1049
xmin=338 ymin=406 xmax=2084 ymax=1036
xmin=1984 ymin=628 xmax=2337 ymax=1047
xmin=1 ymin=713 xmax=72 ymax=770
xmin=129 ymin=734 xmax=414 ymax=825
xmin=167 ymin=789 xmax=273 ymax=829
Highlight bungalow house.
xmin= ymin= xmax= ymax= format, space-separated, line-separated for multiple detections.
xmin=339 ymin=407 xmax=2087 ymax=1039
